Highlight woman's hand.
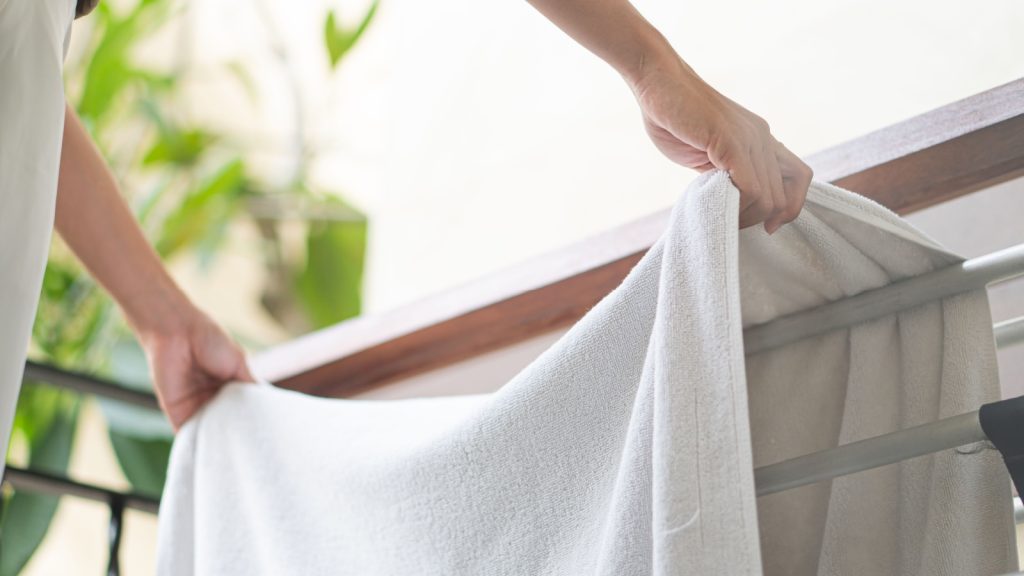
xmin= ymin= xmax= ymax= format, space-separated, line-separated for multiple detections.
xmin=524 ymin=0 xmax=813 ymax=233
xmin=629 ymin=56 xmax=813 ymax=234
xmin=137 ymin=305 xmax=253 ymax=431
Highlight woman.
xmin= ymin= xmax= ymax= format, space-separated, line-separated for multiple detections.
xmin=0 ymin=0 xmax=812 ymax=468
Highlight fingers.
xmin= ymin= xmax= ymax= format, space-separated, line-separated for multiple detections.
xmin=165 ymin=386 xmax=218 ymax=433
xmin=761 ymin=141 xmax=788 ymax=234
xmin=725 ymin=147 xmax=764 ymax=224
xmin=632 ymin=72 xmax=809 ymax=230
xmin=729 ymin=143 xmax=776 ymax=230
xmin=776 ymin=144 xmax=813 ymax=227
xmin=237 ymin=354 xmax=256 ymax=383
xmin=713 ymin=120 xmax=811 ymax=233
xmin=146 ymin=315 xmax=256 ymax=431
xmin=737 ymin=142 xmax=774 ymax=229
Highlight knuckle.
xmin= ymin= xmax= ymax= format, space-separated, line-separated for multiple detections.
xmin=799 ymin=162 xmax=814 ymax=182
xmin=713 ymin=142 xmax=736 ymax=165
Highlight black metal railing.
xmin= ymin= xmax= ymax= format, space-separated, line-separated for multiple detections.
xmin=22 ymin=360 xmax=160 ymax=411
xmin=3 ymin=361 xmax=161 ymax=576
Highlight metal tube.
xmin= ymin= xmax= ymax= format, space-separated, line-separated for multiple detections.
xmin=744 ymin=243 xmax=1024 ymax=355
xmin=754 ymin=410 xmax=987 ymax=496
xmin=23 ymin=361 xmax=160 ymax=411
xmin=2 ymin=466 xmax=160 ymax=515
xmin=995 ymin=316 xmax=1024 ymax=349
xmin=107 ymin=497 xmax=125 ymax=576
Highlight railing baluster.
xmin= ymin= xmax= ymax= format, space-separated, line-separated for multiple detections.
xmin=107 ymin=496 xmax=125 ymax=576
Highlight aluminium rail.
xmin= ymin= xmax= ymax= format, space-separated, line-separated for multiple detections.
xmin=745 ymin=241 xmax=1024 ymax=496
xmin=755 ymin=401 xmax=1012 ymax=496
xmin=745 ymin=242 xmax=1024 ymax=355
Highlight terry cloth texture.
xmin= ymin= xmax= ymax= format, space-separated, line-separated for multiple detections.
xmin=157 ymin=172 xmax=1018 ymax=575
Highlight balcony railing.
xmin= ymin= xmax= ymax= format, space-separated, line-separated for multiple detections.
xmin=3 ymin=363 xmax=159 ymax=576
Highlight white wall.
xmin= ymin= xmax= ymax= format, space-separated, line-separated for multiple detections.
xmin=179 ymin=0 xmax=1024 ymax=318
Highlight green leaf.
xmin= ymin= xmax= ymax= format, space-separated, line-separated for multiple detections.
xmin=324 ymin=0 xmax=379 ymax=70
xmin=99 ymin=340 xmax=173 ymax=497
xmin=32 ymin=260 xmax=113 ymax=367
xmin=142 ymin=127 xmax=215 ymax=167
xmin=294 ymin=198 xmax=367 ymax=328
xmin=224 ymin=61 xmax=260 ymax=105
xmin=134 ymin=174 xmax=174 ymax=225
xmin=100 ymin=340 xmax=172 ymax=440
xmin=76 ymin=0 xmax=173 ymax=125
xmin=136 ymin=97 xmax=216 ymax=168
xmin=107 ymin=432 xmax=171 ymax=498
xmin=155 ymin=159 xmax=246 ymax=258
xmin=1 ymin=392 xmax=79 ymax=576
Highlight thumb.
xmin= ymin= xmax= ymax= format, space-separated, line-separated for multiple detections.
xmin=193 ymin=321 xmax=252 ymax=384
xmin=236 ymin=355 xmax=256 ymax=383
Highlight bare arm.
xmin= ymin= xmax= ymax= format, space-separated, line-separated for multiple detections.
xmin=55 ymin=104 xmax=251 ymax=430
xmin=527 ymin=0 xmax=812 ymax=233
xmin=526 ymin=0 xmax=670 ymax=84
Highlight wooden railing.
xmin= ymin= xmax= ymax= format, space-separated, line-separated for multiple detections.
xmin=252 ymin=78 xmax=1024 ymax=398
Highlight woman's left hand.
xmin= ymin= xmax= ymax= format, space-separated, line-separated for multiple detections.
xmin=137 ymin=305 xmax=253 ymax=431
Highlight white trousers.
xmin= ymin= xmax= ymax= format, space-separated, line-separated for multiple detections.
xmin=0 ymin=0 xmax=74 ymax=475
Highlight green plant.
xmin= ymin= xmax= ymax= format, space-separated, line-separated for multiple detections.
xmin=1 ymin=0 xmax=378 ymax=572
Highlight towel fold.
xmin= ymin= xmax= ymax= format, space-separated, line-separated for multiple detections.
xmin=157 ymin=172 xmax=1017 ymax=575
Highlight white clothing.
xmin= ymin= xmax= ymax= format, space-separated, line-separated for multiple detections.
xmin=0 ymin=0 xmax=75 ymax=474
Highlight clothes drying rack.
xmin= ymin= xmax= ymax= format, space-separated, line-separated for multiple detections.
xmin=747 ymin=242 xmax=1024 ymax=496
xmin=4 ymin=79 xmax=1024 ymax=575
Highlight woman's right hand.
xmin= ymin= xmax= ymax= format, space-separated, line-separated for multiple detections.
xmin=628 ymin=54 xmax=813 ymax=234
xmin=525 ymin=0 xmax=811 ymax=233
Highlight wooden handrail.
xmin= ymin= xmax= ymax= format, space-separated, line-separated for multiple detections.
xmin=252 ymin=78 xmax=1024 ymax=398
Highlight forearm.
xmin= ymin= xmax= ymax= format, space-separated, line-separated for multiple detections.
xmin=526 ymin=0 xmax=695 ymax=87
xmin=525 ymin=0 xmax=812 ymax=233
xmin=55 ymin=103 xmax=193 ymax=341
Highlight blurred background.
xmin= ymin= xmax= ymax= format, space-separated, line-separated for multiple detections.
xmin=2 ymin=0 xmax=1023 ymax=572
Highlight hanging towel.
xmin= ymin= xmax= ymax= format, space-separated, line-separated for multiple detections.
xmin=156 ymin=172 xmax=1017 ymax=575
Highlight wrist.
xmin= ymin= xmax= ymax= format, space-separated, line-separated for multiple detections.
xmin=617 ymin=24 xmax=686 ymax=90
xmin=122 ymin=281 xmax=198 ymax=345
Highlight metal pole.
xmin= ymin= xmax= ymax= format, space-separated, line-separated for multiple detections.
xmin=107 ymin=497 xmax=125 ymax=576
xmin=754 ymin=410 xmax=987 ymax=496
xmin=22 ymin=361 xmax=160 ymax=410
xmin=744 ymin=243 xmax=1024 ymax=355
xmin=995 ymin=316 xmax=1024 ymax=349
xmin=1 ymin=466 xmax=160 ymax=515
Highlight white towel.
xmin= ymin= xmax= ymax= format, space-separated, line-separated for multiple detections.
xmin=157 ymin=172 xmax=1017 ymax=575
